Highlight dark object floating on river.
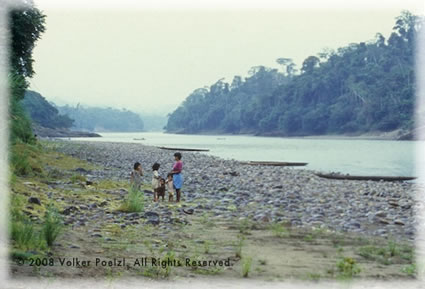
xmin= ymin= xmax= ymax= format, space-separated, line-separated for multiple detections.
xmin=133 ymin=138 xmax=145 ymax=141
xmin=315 ymin=173 xmax=416 ymax=182
xmin=241 ymin=161 xmax=308 ymax=167
xmin=157 ymin=146 xmax=210 ymax=152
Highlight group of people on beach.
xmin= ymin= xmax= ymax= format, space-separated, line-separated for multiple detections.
xmin=130 ymin=152 xmax=183 ymax=203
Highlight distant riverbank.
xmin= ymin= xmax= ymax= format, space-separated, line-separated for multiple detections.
xmin=167 ymin=128 xmax=415 ymax=141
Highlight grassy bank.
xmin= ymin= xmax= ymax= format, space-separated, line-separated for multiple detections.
xmin=8 ymin=140 xmax=418 ymax=280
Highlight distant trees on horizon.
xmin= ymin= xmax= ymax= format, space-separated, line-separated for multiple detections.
xmin=165 ymin=11 xmax=422 ymax=136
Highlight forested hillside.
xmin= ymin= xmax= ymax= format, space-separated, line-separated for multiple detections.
xmin=166 ymin=11 xmax=422 ymax=136
xmin=22 ymin=90 xmax=74 ymax=129
xmin=58 ymin=105 xmax=144 ymax=132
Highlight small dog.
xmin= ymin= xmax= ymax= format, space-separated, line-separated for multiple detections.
xmin=156 ymin=177 xmax=166 ymax=201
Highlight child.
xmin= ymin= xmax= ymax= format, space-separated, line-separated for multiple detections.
xmin=166 ymin=173 xmax=174 ymax=202
xmin=170 ymin=152 xmax=183 ymax=202
xmin=151 ymin=162 xmax=161 ymax=202
xmin=130 ymin=162 xmax=143 ymax=191
xmin=157 ymin=178 xmax=166 ymax=201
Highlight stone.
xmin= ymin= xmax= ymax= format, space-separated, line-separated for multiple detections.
xmin=378 ymin=218 xmax=391 ymax=225
xmin=394 ymin=219 xmax=405 ymax=226
xmin=183 ymin=208 xmax=194 ymax=215
xmin=374 ymin=211 xmax=387 ymax=218
xmin=28 ymin=197 xmax=41 ymax=206
xmin=62 ymin=206 xmax=79 ymax=215
xmin=145 ymin=211 xmax=160 ymax=225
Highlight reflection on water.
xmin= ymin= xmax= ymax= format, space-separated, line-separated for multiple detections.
xmin=68 ymin=132 xmax=418 ymax=177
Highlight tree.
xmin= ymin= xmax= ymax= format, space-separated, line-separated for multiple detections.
xmin=165 ymin=11 xmax=421 ymax=137
xmin=301 ymin=56 xmax=320 ymax=74
xmin=9 ymin=1 xmax=46 ymax=143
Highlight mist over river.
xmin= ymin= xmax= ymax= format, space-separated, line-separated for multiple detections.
xmin=66 ymin=132 xmax=419 ymax=177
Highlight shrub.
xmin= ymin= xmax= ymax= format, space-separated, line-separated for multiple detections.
xmin=120 ymin=187 xmax=145 ymax=213
xmin=269 ymin=222 xmax=289 ymax=238
xmin=235 ymin=234 xmax=245 ymax=258
xmin=42 ymin=205 xmax=63 ymax=247
xmin=242 ymin=257 xmax=252 ymax=278
xmin=11 ymin=220 xmax=43 ymax=250
xmin=336 ymin=257 xmax=361 ymax=278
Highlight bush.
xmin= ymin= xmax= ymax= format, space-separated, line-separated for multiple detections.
xmin=10 ymin=142 xmax=43 ymax=176
xmin=120 ymin=187 xmax=145 ymax=213
xmin=241 ymin=257 xmax=252 ymax=278
xmin=336 ymin=257 xmax=361 ymax=278
xmin=11 ymin=220 xmax=42 ymax=250
xmin=42 ymin=205 xmax=63 ymax=247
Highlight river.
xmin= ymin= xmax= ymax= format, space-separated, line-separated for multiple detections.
xmin=66 ymin=132 xmax=419 ymax=177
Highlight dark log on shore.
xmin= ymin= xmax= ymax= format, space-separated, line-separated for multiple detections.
xmin=241 ymin=161 xmax=308 ymax=167
xmin=315 ymin=173 xmax=416 ymax=182
xmin=157 ymin=146 xmax=210 ymax=152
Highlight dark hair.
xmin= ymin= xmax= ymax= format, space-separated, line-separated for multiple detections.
xmin=134 ymin=162 xmax=141 ymax=170
xmin=152 ymin=162 xmax=160 ymax=171
xmin=167 ymin=173 xmax=173 ymax=178
xmin=174 ymin=152 xmax=182 ymax=160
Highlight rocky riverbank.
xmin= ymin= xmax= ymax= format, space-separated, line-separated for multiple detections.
xmin=52 ymin=140 xmax=418 ymax=241
xmin=33 ymin=125 xmax=101 ymax=138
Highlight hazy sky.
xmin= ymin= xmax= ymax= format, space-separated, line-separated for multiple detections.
xmin=29 ymin=1 xmax=424 ymax=115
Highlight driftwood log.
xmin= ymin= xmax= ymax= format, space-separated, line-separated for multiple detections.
xmin=315 ymin=173 xmax=416 ymax=182
xmin=240 ymin=161 xmax=308 ymax=167
xmin=157 ymin=146 xmax=210 ymax=152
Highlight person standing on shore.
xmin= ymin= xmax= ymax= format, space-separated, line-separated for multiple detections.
xmin=151 ymin=162 xmax=161 ymax=202
xmin=166 ymin=173 xmax=174 ymax=202
xmin=130 ymin=162 xmax=143 ymax=191
xmin=170 ymin=152 xmax=183 ymax=202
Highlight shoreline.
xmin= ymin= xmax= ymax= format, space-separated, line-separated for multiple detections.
xmin=51 ymin=139 xmax=416 ymax=241
xmin=160 ymin=129 xmax=416 ymax=141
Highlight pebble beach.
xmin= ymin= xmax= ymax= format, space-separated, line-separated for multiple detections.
xmin=53 ymin=140 xmax=418 ymax=241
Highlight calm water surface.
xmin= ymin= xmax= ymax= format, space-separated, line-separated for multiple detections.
xmin=68 ymin=132 xmax=420 ymax=177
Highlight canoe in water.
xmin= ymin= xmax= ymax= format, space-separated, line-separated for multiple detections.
xmin=157 ymin=146 xmax=210 ymax=152
xmin=241 ymin=161 xmax=308 ymax=167
xmin=315 ymin=173 xmax=416 ymax=182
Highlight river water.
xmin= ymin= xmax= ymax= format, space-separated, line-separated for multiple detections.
xmin=66 ymin=132 xmax=420 ymax=177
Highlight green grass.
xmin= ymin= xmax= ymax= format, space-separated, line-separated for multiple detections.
xmin=336 ymin=257 xmax=361 ymax=279
xmin=10 ymin=193 xmax=46 ymax=251
xmin=401 ymin=264 xmax=417 ymax=277
xmin=269 ymin=222 xmax=289 ymax=238
xmin=242 ymin=256 xmax=253 ymax=278
xmin=70 ymin=174 xmax=87 ymax=183
xmin=11 ymin=220 xmax=45 ymax=251
xmin=238 ymin=218 xmax=254 ymax=234
xmin=306 ymin=272 xmax=321 ymax=281
xmin=204 ymin=240 xmax=211 ymax=254
xmin=357 ymin=241 xmax=413 ymax=265
xmin=193 ymin=267 xmax=223 ymax=275
xmin=42 ymin=205 xmax=63 ymax=247
xmin=10 ymin=142 xmax=43 ymax=176
xmin=235 ymin=234 xmax=245 ymax=258
xmin=142 ymin=250 xmax=176 ymax=279
xmin=119 ymin=187 xmax=145 ymax=213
